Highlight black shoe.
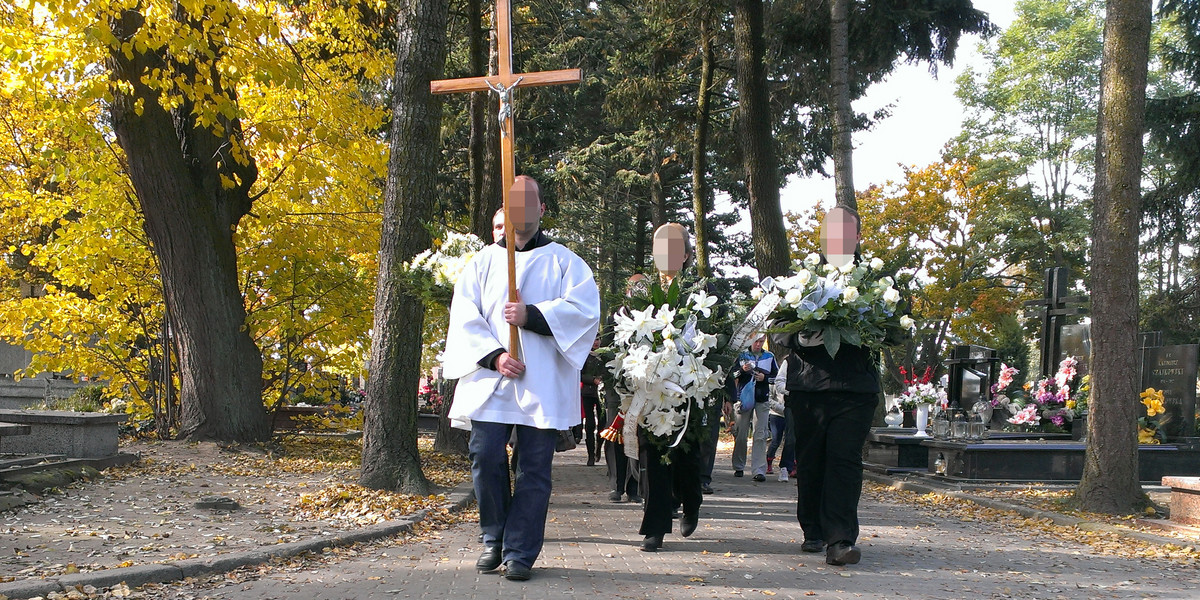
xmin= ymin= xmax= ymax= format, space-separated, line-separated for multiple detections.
xmin=503 ymin=561 xmax=532 ymax=581
xmin=800 ymin=539 xmax=825 ymax=553
xmin=476 ymin=547 xmax=502 ymax=572
xmin=627 ymin=494 xmax=643 ymax=504
xmin=587 ymin=456 xmax=596 ymax=466
xmin=680 ymin=512 xmax=698 ymax=537
xmin=826 ymin=542 xmax=861 ymax=566
xmin=701 ymin=484 xmax=714 ymax=494
xmin=640 ymin=534 xmax=663 ymax=551
xmin=734 ymin=470 xmax=744 ymax=478
xmin=608 ymin=490 xmax=623 ymax=502
xmin=752 ymin=473 xmax=766 ymax=482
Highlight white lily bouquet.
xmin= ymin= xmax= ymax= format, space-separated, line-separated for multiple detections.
xmin=404 ymin=230 xmax=487 ymax=304
xmin=757 ymin=252 xmax=913 ymax=357
xmin=602 ymin=278 xmax=734 ymax=455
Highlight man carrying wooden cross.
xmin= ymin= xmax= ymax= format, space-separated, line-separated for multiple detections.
xmin=443 ymin=176 xmax=600 ymax=581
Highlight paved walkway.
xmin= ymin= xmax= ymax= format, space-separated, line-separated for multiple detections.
xmin=136 ymin=445 xmax=1199 ymax=600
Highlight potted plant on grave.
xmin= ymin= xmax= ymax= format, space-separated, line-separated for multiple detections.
xmin=890 ymin=365 xmax=946 ymax=428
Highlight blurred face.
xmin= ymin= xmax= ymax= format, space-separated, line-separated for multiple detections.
xmin=491 ymin=210 xmax=505 ymax=243
xmin=750 ymin=336 xmax=765 ymax=353
xmin=509 ymin=176 xmax=544 ymax=235
xmin=652 ymin=223 xmax=689 ymax=277
xmin=821 ymin=206 xmax=860 ymax=268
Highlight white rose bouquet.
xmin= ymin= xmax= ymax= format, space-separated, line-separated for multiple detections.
xmin=404 ymin=230 xmax=487 ymax=304
xmin=759 ymin=252 xmax=913 ymax=357
xmin=602 ymin=278 xmax=734 ymax=455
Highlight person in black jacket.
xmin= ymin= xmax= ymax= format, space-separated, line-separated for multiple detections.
xmin=778 ymin=206 xmax=879 ymax=567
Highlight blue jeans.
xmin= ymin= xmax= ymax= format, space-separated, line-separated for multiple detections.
xmin=469 ymin=421 xmax=558 ymax=568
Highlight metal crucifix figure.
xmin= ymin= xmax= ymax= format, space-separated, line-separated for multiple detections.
xmin=431 ymin=0 xmax=580 ymax=357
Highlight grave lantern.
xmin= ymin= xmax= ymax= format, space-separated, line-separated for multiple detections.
xmin=945 ymin=344 xmax=999 ymax=410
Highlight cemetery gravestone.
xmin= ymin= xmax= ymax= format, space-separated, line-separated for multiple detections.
xmin=1023 ymin=267 xmax=1087 ymax=378
xmin=1059 ymin=322 xmax=1090 ymax=378
xmin=1141 ymin=344 xmax=1199 ymax=441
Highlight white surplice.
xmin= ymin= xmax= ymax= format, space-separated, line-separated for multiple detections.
xmin=443 ymin=240 xmax=600 ymax=431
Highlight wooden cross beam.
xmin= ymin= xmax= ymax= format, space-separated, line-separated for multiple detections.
xmin=430 ymin=0 xmax=580 ymax=358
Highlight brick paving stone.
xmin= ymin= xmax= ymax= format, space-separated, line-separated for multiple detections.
xmin=145 ymin=444 xmax=1200 ymax=600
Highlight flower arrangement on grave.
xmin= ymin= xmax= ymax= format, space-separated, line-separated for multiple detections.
xmin=1138 ymin=387 xmax=1166 ymax=444
xmin=404 ymin=230 xmax=487 ymax=304
xmin=889 ymin=365 xmax=947 ymax=411
xmin=993 ymin=356 xmax=1082 ymax=431
xmin=752 ymin=252 xmax=913 ymax=358
xmin=601 ymin=277 xmax=734 ymax=455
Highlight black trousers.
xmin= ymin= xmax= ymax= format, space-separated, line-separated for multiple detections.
xmin=582 ymin=394 xmax=603 ymax=460
xmin=787 ymin=391 xmax=878 ymax=546
xmin=603 ymin=396 xmax=638 ymax=496
xmin=638 ymin=431 xmax=703 ymax=536
xmin=697 ymin=399 xmax=722 ymax=486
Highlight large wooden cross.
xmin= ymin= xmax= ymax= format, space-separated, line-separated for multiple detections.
xmin=431 ymin=0 xmax=580 ymax=358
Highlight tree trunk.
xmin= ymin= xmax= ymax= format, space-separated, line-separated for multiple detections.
xmin=692 ymin=12 xmax=715 ymax=279
xmin=651 ymin=155 xmax=667 ymax=228
xmin=468 ymin=0 xmax=501 ymax=241
xmin=733 ymin=0 xmax=790 ymax=277
xmin=830 ymin=0 xmax=857 ymax=212
xmin=635 ymin=192 xmax=649 ymax=271
xmin=108 ymin=9 xmax=268 ymax=443
xmin=433 ymin=379 xmax=468 ymax=454
xmin=359 ymin=0 xmax=450 ymax=493
xmin=1076 ymin=0 xmax=1151 ymax=514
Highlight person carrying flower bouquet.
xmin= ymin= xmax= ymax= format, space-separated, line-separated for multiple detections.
xmin=770 ymin=206 xmax=909 ymax=567
xmin=602 ymin=224 xmax=730 ymax=552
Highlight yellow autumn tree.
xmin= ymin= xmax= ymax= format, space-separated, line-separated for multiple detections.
xmin=0 ymin=1 xmax=391 ymax=439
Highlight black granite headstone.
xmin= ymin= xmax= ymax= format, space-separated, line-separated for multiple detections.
xmin=1141 ymin=344 xmax=1199 ymax=441
xmin=945 ymin=345 xmax=998 ymax=409
xmin=1023 ymin=268 xmax=1087 ymax=378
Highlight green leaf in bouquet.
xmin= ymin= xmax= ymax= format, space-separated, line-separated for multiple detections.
xmin=666 ymin=278 xmax=681 ymax=307
xmin=824 ymin=326 xmax=842 ymax=358
xmin=840 ymin=326 xmax=861 ymax=348
xmin=651 ymin=280 xmax=667 ymax=307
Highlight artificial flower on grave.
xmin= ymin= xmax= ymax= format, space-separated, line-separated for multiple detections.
xmin=891 ymin=365 xmax=947 ymax=411
xmin=755 ymin=251 xmax=913 ymax=358
xmin=996 ymin=357 xmax=1081 ymax=432
xmin=1138 ymin=387 xmax=1165 ymax=444
xmin=601 ymin=277 xmax=735 ymax=456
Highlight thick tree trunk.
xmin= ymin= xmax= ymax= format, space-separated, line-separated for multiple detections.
xmin=692 ymin=13 xmax=715 ymax=279
xmin=830 ymin=0 xmax=857 ymax=212
xmin=733 ymin=0 xmax=790 ymax=277
xmin=1076 ymin=0 xmax=1151 ymax=514
xmin=359 ymin=0 xmax=450 ymax=493
xmin=108 ymin=9 xmax=268 ymax=443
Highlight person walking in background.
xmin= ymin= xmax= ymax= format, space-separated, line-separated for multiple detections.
xmin=767 ymin=358 xmax=796 ymax=482
xmin=580 ymin=338 xmax=605 ymax=466
xmin=728 ymin=335 xmax=776 ymax=481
